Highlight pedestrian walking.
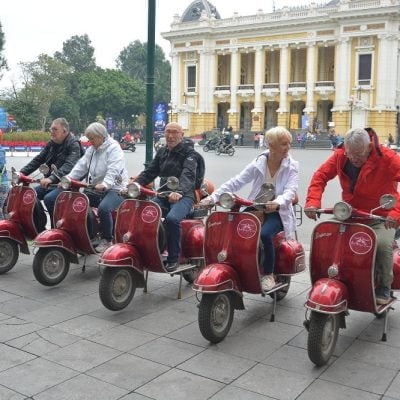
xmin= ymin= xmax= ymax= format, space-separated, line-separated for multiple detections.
xmin=254 ymin=133 xmax=260 ymax=148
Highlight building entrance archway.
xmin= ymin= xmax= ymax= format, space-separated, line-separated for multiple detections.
xmin=240 ymin=102 xmax=254 ymax=130
xmin=264 ymin=102 xmax=278 ymax=130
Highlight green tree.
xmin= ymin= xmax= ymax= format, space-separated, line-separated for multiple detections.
xmin=54 ymin=34 xmax=96 ymax=73
xmin=0 ymin=21 xmax=8 ymax=79
xmin=116 ymin=40 xmax=171 ymax=103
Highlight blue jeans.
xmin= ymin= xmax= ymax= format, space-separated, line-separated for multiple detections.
xmin=49 ymin=188 xmax=123 ymax=241
xmin=153 ymin=196 xmax=194 ymax=263
xmin=35 ymin=186 xmax=61 ymax=226
xmin=260 ymin=212 xmax=283 ymax=274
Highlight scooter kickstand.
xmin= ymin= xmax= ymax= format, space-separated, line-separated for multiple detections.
xmin=177 ymin=273 xmax=183 ymax=300
xmin=270 ymin=291 xmax=277 ymax=322
xmin=143 ymin=270 xmax=149 ymax=293
xmin=381 ymin=308 xmax=390 ymax=342
xmin=81 ymin=256 xmax=87 ymax=273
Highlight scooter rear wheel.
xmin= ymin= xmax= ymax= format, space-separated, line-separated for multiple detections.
xmin=307 ymin=312 xmax=339 ymax=366
xmin=203 ymin=145 xmax=210 ymax=152
xmin=99 ymin=267 xmax=136 ymax=311
xmin=130 ymin=146 xmax=136 ymax=152
xmin=0 ymin=238 xmax=19 ymax=274
xmin=227 ymin=148 xmax=235 ymax=156
xmin=269 ymin=276 xmax=291 ymax=301
xmin=198 ymin=293 xmax=234 ymax=343
xmin=33 ymin=248 xmax=70 ymax=286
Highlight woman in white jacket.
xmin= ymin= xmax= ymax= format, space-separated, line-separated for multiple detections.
xmin=201 ymin=126 xmax=299 ymax=291
xmin=61 ymin=122 xmax=128 ymax=252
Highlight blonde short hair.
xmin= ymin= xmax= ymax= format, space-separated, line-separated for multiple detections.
xmin=265 ymin=126 xmax=292 ymax=145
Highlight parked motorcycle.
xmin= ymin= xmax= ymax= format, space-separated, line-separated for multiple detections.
xmin=193 ymin=186 xmax=305 ymax=343
xmin=98 ymin=177 xmax=211 ymax=311
xmin=203 ymin=137 xmax=219 ymax=152
xmin=215 ymin=142 xmax=235 ymax=156
xmin=303 ymin=196 xmax=400 ymax=366
xmin=32 ymin=169 xmax=119 ymax=286
xmin=120 ymin=140 xmax=136 ymax=152
xmin=0 ymin=165 xmax=49 ymax=274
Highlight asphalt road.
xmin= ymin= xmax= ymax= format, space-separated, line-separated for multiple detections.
xmin=7 ymin=144 xmax=341 ymax=246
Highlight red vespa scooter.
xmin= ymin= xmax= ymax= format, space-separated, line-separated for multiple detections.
xmin=304 ymin=195 xmax=400 ymax=366
xmin=32 ymin=172 xmax=118 ymax=286
xmin=0 ymin=165 xmax=49 ymax=274
xmin=193 ymin=189 xmax=305 ymax=343
xmin=98 ymin=178 xmax=211 ymax=311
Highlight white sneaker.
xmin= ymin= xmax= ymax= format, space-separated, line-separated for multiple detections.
xmin=95 ymin=239 xmax=112 ymax=253
xmin=261 ymin=274 xmax=276 ymax=291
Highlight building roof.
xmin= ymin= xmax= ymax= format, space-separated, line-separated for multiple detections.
xmin=181 ymin=0 xmax=221 ymax=22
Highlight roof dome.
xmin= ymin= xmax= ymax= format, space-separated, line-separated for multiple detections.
xmin=181 ymin=0 xmax=221 ymax=22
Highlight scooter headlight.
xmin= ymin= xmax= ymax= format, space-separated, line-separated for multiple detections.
xmin=60 ymin=176 xmax=71 ymax=190
xmin=333 ymin=201 xmax=352 ymax=221
xmin=219 ymin=193 xmax=235 ymax=209
xmin=127 ymin=183 xmax=140 ymax=198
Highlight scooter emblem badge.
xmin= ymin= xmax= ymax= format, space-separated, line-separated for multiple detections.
xmin=72 ymin=197 xmax=87 ymax=213
xmin=349 ymin=232 xmax=373 ymax=255
xmin=142 ymin=205 xmax=158 ymax=223
xmin=22 ymin=191 xmax=35 ymax=205
xmin=237 ymin=218 xmax=257 ymax=239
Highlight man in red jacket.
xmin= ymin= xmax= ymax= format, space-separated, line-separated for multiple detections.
xmin=305 ymin=127 xmax=400 ymax=305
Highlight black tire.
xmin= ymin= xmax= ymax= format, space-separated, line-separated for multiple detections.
xmin=99 ymin=267 xmax=136 ymax=311
xmin=227 ymin=148 xmax=235 ymax=156
xmin=182 ymin=269 xmax=198 ymax=284
xmin=198 ymin=293 xmax=234 ymax=343
xmin=269 ymin=276 xmax=291 ymax=301
xmin=203 ymin=145 xmax=210 ymax=152
xmin=33 ymin=248 xmax=70 ymax=286
xmin=375 ymin=311 xmax=386 ymax=319
xmin=307 ymin=312 xmax=339 ymax=366
xmin=0 ymin=239 xmax=19 ymax=274
xmin=215 ymin=147 xmax=221 ymax=155
xmin=130 ymin=146 xmax=136 ymax=152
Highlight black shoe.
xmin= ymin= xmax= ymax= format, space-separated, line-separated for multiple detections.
xmin=165 ymin=262 xmax=178 ymax=272
xmin=375 ymin=287 xmax=391 ymax=305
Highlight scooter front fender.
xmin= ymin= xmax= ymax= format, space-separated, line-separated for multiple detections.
xmin=98 ymin=243 xmax=142 ymax=273
xmin=33 ymin=229 xmax=78 ymax=263
xmin=305 ymin=278 xmax=349 ymax=314
xmin=0 ymin=220 xmax=29 ymax=254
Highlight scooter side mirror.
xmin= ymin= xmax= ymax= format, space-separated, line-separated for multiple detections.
xmin=254 ymin=183 xmax=276 ymax=203
xmin=166 ymin=176 xmax=179 ymax=191
xmin=38 ymin=164 xmax=49 ymax=175
xmin=379 ymin=194 xmax=397 ymax=210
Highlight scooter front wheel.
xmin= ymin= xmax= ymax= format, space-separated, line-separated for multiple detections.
xmin=307 ymin=311 xmax=339 ymax=366
xmin=99 ymin=267 xmax=136 ymax=311
xmin=0 ymin=238 xmax=19 ymax=274
xmin=198 ymin=292 xmax=234 ymax=343
xmin=203 ymin=145 xmax=210 ymax=152
xmin=33 ymin=248 xmax=70 ymax=286
xmin=227 ymin=148 xmax=235 ymax=156
xmin=130 ymin=146 xmax=136 ymax=152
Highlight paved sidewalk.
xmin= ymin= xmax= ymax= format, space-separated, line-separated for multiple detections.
xmin=0 ymin=250 xmax=399 ymax=399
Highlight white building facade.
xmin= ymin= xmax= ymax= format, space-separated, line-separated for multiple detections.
xmin=162 ymin=0 xmax=400 ymax=140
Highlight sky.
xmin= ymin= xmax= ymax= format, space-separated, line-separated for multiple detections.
xmin=0 ymin=0 xmax=318 ymax=88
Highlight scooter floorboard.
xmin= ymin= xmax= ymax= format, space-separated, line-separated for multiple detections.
xmin=262 ymin=281 xmax=289 ymax=295
xmin=169 ymin=264 xmax=198 ymax=276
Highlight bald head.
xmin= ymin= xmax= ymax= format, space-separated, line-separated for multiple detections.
xmin=165 ymin=122 xmax=184 ymax=150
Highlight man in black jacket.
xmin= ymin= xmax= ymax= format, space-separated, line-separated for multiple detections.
xmin=134 ymin=122 xmax=198 ymax=272
xmin=20 ymin=118 xmax=82 ymax=222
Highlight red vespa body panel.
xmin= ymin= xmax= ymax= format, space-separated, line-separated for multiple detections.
xmin=392 ymin=249 xmax=400 ymax=290
xmin=180 ymin=219 xmax=204 ymax=260
xmin=306 ymin=278 xmax=349 ymax=313
xmin=0 ymin=220 xmax=29 ymax=254
xmin=99 ymin=243 xmax=142 ymax=271
xmin=193 ymin=263 xmax=242 ymax=294
xmin=201 ymin=211 xmax=262 ymax=294
xmin=101 ymin=199 xmax=164 ymax=272
xmin=309 ymin=220 xmax=378 ymax=313
xmin=274 ymin=232 xmax=306 ymax=275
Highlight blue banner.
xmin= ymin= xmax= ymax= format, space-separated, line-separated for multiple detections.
xmin=106 ymin=117 xmax=113 ymax=132
xmin=153 ymin=103 xmax=168 ymax=132
xmin=0 ymin=113 xmax=7 ymax=129
xmin=301 ymin=115 xmax=309 ymax=130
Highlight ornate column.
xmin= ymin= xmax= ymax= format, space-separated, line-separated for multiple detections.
xmin=253 ymin=46 xmax=263 ymax=112
xmin=170 ymin=52 xmax=180 ymax=110
xmin=277 ymin=44 xmax=289 ymax=127
xmin=198 ymin=50 xmax=208 ymax=113
xmin=304 ymin=42 xmax=316 ymax=114
xmin=228 ymin=49 xmax=240 ymax=129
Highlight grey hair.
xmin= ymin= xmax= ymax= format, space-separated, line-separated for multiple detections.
xmin=85 ymin=122 xmax=108 ymax=139
xmin=344 ymin=128 xmax=370 ymax=150
xmin=52 ymin=118 xmax=69 ymax=133
xmin=265 ymin=126 xmax=292 ymax=145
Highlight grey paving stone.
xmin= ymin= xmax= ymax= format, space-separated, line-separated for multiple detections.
xmin=296 ymin=379 xmax=380 ymax=400
xmin=234 ymin=364 xmax=314 ymax=400
xmin=275 ymin=304 xmax=309 ymax=327
xmin=261 ymin=344 xmax=328 ymax=378
xmin=0 ymin=291 xmax=20 ymax=304
xmin=51 ymin=315 xmax=118 ymax=338
xmin=178 ymin=349 xmax=256 ymax=384
xmin=0 ymin=311 xmax=10 ymax=321
xmin=342 ymin=339 xmax=400 ymax=370
xmin=125 ymin=310 xmax=192 ymax=335
xmin=321 ymin=357 xmax=397 ymax=394
xmin=384 ymin=371 xmax=400 ymax=399
xmin=210 ymin=385 xmax=274 ymax=400
xmin=17 ymin=305 xmax=82 ymax=326
xmin=209 ymin=332 xmax=282 ymax=362
xmin=87 ymin=353 xmax=169 ymax=390
xmin=0 ymin=297 xmax=45 ymax=317
xmin=34 ymin=373 xmax=128 ymax=400
xmin=0 ymin=357 xmax=77 ymax=397
xmin=56 ymin=295 xmax=104 ymax=314
xmin=0 ymin=317 xmax=42 ymax=342
xmin=90 ymin=325 xmax=158 ymax=352
xmin=166 ymin=321 xmax=211 ymax=347
xmin=155 ymin=281 xmax=196 ymax=300
xmin=130 ymin=337 xmax=204 ymax=367
xmin=43 ymin=339 xmax=121 ymax=372
xmin=119 ymin=394 xmax=154 ymax=400
xmin=0 ymin=384 xmax=25 ymax=400
xmin=360 ymin=323 xmax=400 ymax=348
xmin=0 ymin=343 xmax=36 ymax=371
xmin=137 ymin=368 xmax=224 ymax=400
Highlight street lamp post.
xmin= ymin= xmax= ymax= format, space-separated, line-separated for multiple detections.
xmin=348 ymin=96 xmax=354 ymax=129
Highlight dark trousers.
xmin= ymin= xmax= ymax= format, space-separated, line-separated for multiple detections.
xmin=153 ymin=196 xmax=194 ymax=263
xmin=35 ymin=186 xmax=61 ymax=226
xmin=260 ymin=212 xmax=283 ymax=274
